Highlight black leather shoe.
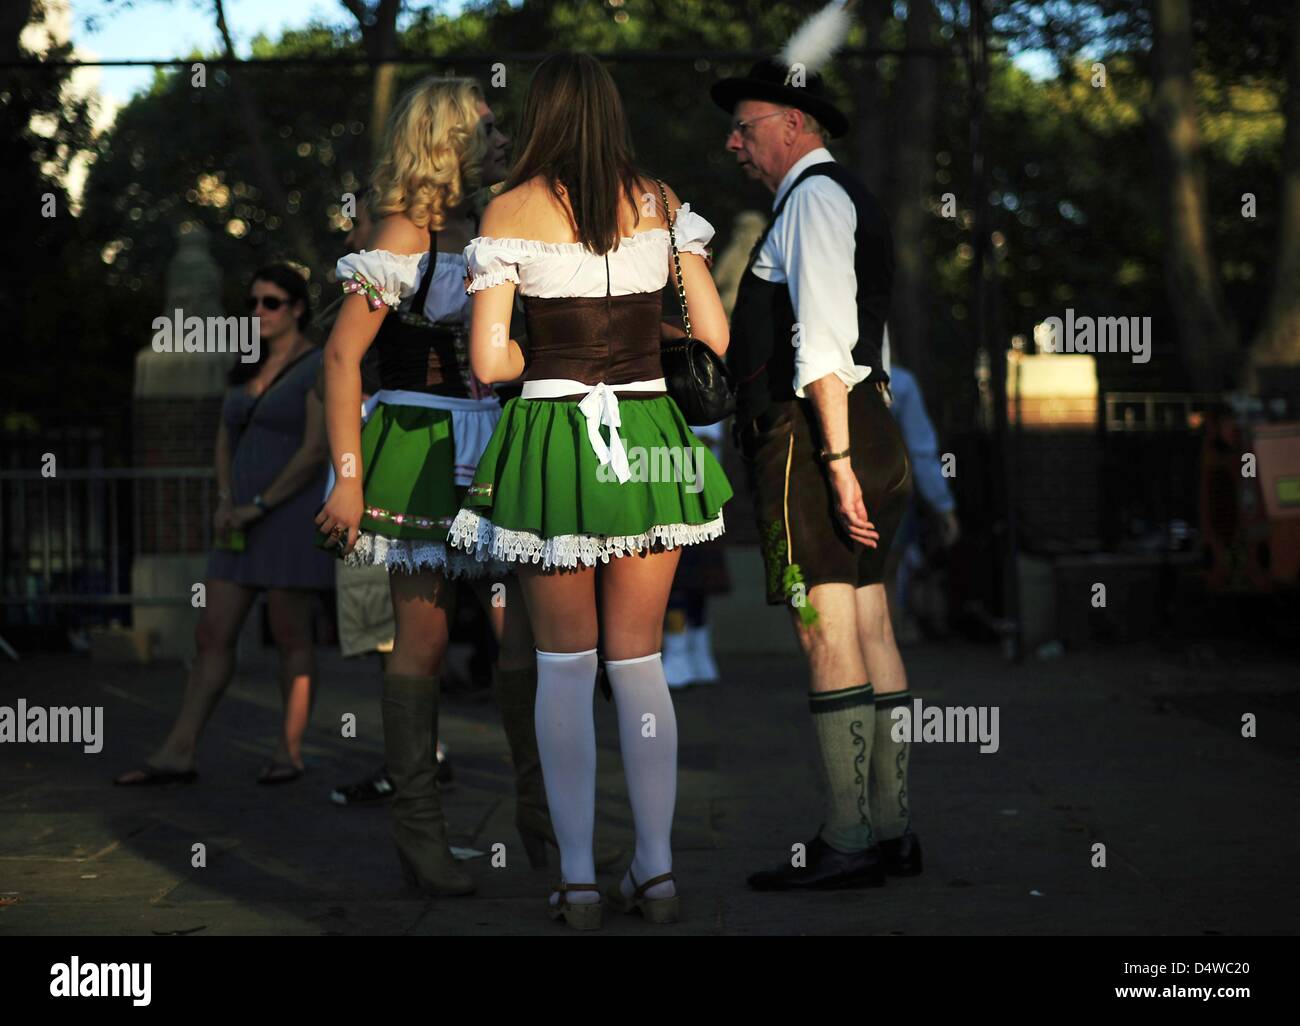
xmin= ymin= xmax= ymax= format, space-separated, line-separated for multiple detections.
xmin=747 ymin=836 xmax=887 ymax=891
xmin=880 ymin=833 xmax=923 ymax=876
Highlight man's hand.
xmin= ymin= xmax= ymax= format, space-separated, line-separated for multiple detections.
xmin=828 ymin=461 xmax=879 ymax=548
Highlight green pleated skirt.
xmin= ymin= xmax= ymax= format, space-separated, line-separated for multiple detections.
xmin=447 ymin=394 xmax=733 ymax=570
xmin=319 ymin=401 xmax=504 ymax=577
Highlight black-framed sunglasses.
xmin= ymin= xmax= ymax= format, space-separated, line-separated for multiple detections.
xmin=245 ymin=295 xmax=285 ymax=311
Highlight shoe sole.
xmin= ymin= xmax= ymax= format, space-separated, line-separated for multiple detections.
xmin=548 ymin=902 xmax=603 ymax=930
xmin=605 ymin=885 xmax=680 ymax=924
xmin=397 ymin=852 xmax=475 ymax=896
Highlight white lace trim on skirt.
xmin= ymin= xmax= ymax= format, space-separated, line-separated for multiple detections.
xmin=345 ymin=530 xmax=509 ymax=577
xmin=446 ymin=508 xmax=726 ymax=570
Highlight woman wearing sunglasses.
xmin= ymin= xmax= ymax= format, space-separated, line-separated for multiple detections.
xmin=115 ymin=263 xmax=333 ymax=787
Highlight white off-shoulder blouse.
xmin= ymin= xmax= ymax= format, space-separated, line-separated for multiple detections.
xmin=335 ymin=248 xmax=469 ymax=323
xmin=463 ymin=204 xmax=715 ymax=299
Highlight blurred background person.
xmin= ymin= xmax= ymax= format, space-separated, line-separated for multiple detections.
xmin=659 ymin=290 xmax=731 ymax=690
xmin=884 ymin=363 xmax=960 ymax=644
xmin=115 ymin=263 xmax=332 ymax=787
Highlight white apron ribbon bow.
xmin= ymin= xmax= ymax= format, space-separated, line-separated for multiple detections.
xmin=577 ymin=382 xmax=632 ymax=483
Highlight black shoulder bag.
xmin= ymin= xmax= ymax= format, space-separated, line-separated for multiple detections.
xmin=656 ymin=180 xmax=735 ymax=424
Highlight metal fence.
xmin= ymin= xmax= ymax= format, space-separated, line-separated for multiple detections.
xmin=0 ymin=467 xmax=215 ymax=628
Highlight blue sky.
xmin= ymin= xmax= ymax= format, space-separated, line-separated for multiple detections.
xmin=76 ymin=0 xmax=421 ymax=107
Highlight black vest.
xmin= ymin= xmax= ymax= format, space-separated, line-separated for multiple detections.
xmin=728 ymin=161 xmax=893 ymax=424
xmin=371 ymin=226 xmax=474 ymax=397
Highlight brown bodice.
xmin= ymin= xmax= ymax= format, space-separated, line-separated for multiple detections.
xmin=521 ymin=290 xmax=663 ymax=388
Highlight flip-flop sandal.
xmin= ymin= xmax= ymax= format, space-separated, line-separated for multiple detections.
xmin=114 ymin=765 xmax=198 ymax=787
xmin=257 ymin=763 xmax=304 ymax=786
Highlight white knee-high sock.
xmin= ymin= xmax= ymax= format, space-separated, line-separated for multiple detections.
xmin=535 ymin=648 xmax=599 ymax=898
xmin=606 ymin=653 xmax=678 ymax=897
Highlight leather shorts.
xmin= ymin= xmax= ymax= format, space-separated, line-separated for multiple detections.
xmin=737 ymin=380 xmax=912 ymax=606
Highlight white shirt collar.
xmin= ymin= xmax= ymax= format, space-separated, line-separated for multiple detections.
xmin=773 ymin=147 xmax=835 ymax=210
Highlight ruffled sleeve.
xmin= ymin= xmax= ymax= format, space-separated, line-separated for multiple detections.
xmin=463 ymin=237 xmax=525 ymax=294
xmin=671 ymin=203 xmax=715 ymax=258
xmin=335 ymin=249 xmax=425 ymax=310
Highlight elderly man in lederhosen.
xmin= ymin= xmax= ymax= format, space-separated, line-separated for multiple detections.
xmin=712 ymin=33 xmax=923 ymax=890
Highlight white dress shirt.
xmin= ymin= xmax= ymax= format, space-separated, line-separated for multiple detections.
xmin=750 ymin=147 xmax=871 ymax=397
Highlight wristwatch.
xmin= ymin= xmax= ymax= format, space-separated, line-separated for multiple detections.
xmin=252 ymin=494 xmax=272 ymax=513
xmin=817 ymin=447 xmax=852 ymax=464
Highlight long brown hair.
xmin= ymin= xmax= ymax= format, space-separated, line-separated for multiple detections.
xmin=505 ymin=53 xmax=647 ymax=256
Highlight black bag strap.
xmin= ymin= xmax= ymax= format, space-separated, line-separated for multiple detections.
xmin=234 ymin=347 xmax=316 ymax=439
xmin=410 ymin=225 xmax=438 ymax=318
xmin=655 ymin=179 xmax=692 ymax=341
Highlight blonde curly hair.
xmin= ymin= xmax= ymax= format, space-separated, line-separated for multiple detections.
xmin=369 ymin=77 xmax=487 ymax=232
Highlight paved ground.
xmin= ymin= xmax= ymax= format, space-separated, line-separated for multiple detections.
xmin=1 ymin=633 xmax=1297 ymax=936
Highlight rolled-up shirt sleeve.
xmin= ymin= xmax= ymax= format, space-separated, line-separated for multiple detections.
xmin=772 ymin=180 xmax=862 ymax=398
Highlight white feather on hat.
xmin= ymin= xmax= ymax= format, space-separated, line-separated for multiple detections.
xmin=781 ymin=0 xmax=854 ymax=84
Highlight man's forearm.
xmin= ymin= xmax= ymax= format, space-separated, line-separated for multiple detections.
xmin=804 ymin=371 xmax=852 ymax=454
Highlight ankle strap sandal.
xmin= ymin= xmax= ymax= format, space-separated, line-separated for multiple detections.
xmin=606 ymin=869 xmax=680 ymax=925
xmin=547 ymin=881 xmax=603 ymax=931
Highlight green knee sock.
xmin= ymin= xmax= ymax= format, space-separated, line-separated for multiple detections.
xmin=809 ymin=683 xmax=876 ymax=853
xmin=870 ymin=690 xmax=913 ymax=841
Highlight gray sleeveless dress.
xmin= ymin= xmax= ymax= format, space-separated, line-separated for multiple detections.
xmin=207 ymin=348 xmax=335 ymax=590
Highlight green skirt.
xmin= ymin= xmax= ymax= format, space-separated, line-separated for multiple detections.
xmin=335 ymin=401 xmax=503 ymax=577
xmin=447 ymin=394 xmax=733 ymax=570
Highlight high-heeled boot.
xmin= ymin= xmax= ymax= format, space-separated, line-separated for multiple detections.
xmin=494 ymin=664 xmax=623 ymax=871
xmin=382 ymin=673 xmax=474 ymax=896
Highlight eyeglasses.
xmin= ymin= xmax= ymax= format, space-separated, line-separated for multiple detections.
xmin=245 ymin=295 xmax=285 ymax=311
xmin=727 ymin=111 xmax=785 ymax=140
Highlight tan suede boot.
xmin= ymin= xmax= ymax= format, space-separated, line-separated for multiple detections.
xmin=382 ymin=673 xmax=474 ymax=896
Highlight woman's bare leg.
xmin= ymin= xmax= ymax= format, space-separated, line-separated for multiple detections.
xmin=115 ymin=578 xmax=258 ymax=780
xmin=264 ymin=587 xmax=318 ymax=773
xmin=469 ymin=574 xmax=533 ymax=670
xmin=387 ymin=570 xmax=454 ymax=677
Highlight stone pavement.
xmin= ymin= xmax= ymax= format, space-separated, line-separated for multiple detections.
xmin=1 ymin=636 xmax=1296 ymax=936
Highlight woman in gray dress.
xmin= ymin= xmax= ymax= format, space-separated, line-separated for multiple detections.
xmin=115 ymin=263 xmax=333 ymax=786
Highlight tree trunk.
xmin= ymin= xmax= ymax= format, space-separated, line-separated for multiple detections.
xmin=889 ymin=0 xmax=939 ymax=395
xmin=212 ymin=0 xmax=322 ymax=273
xmin=367 ymin=0 xmax=402 ymax=159
xmin=1150 ymin=0 xmax=1238 ymax=390
xmin=1 ymin=0 xmax=33 ymax=64
xmin=851 ymin=2 xmax=889 ymax=196
xmin=1249 ymin=5 xmax=1300 ymax=374
xmin=340 ymin=0 xmax=402 ymax=160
